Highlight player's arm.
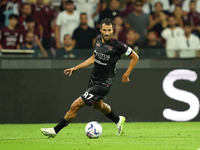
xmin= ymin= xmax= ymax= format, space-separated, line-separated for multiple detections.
xmin=64 ymin=54 xmax=95 ymax=76
xmin=92 ymin=38 xmax=96 ymax=48
xmin=122 ymin=51 xmax=139 ymax=83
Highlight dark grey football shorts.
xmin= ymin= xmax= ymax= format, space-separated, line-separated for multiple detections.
xmin=81 ymin=84 xmax=110 ymax=106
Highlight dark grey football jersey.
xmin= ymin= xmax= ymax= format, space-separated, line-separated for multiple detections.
xmin=89 ymin=37 xmax=133 ymax=86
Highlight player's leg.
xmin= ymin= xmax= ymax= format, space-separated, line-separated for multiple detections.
xmin=63 ymin=97 xmax=86 ymax=122
xmin=93 ymin=100 xmax=126 ymax=135
xmin=54 ymin=97 xmax=86 ymax=133
xmin=41 ymin=97 xmax=86 ymax=137
xmin=93 ymin=100 xmax=118 ymax=122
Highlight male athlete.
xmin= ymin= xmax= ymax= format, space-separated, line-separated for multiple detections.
xmin=41 ymin=18 xmax=139 ymax=137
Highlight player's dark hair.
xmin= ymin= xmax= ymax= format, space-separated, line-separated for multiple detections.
xmin=100 ymin=18 xmax=114 ymax=28
xmin=25 ymin=15 xmax=35 ymax=23
xmin=22 ymin=2 xmax=31 ymax=8
xmin=9 ymin=14 xmax=19 ymax=20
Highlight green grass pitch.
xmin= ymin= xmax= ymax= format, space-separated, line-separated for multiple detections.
xmin=0 ymin=122 xmax=200 ymax=150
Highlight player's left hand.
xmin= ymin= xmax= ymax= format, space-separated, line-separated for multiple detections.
xmin=122 ymin=74 xmax=130 ymax=83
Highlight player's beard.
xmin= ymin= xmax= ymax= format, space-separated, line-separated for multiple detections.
xmin=102 ymin=33 xmax=113 ymax=43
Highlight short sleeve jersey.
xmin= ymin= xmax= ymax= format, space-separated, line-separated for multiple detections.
xmin=90 ymin=37 xmax=133 ymax=86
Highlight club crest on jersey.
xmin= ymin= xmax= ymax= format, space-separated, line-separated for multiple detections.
xmin=96 ymin=43 xmax=100 ymax=47
xmin=108 ymin=46 xmax=113 ymax=51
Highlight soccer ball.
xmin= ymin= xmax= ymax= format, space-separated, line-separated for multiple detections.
xmin=85 ymin=121 xmax=103 ymax=139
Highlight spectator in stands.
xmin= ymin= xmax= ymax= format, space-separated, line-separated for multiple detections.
xmin=142 ymin=0 xmax=152 ymax=15
xmin=169 ymin=0 xmax=183 ymax=13
xmin=125 ymin=29 xmax=140 ymax=54
xmin=151 ymin=0 xmax=170 ymax=14
xmin=21 ymin=15 xmax=41 ymax=45
xmin=1 ymin=0 xmax=23 ymax=26
xmin=98 ymin=0 xmax=121 ymax=24
xmin=55 ymin=0 xmax=79 ymax=49
xmin=175 ymin=23 xmax=200 ymax=58
xmin=113 ymin=15 xmax=127 ymax=43
xmin=103 ymin=0 xmax=124 ymax=10
xmin=20 ymin=32 xmax=48 ymax=57
xmin=153 ymin=11 xmax=168 ymax=38
xmin=182 ymin=0 xmax=200 ymax=14
xmin=73 ymin=0 xmax=100 ymax=29
xmin=120 ymin=0 xmax=135 ymax=17
xmin=173 ymin=5 xmax=184 ymax=27
xmin=182 ymin=0 xmax=200 ymax=37
xmin=148 ymin=2 xmax=164 ymax=30
xmin=72 ymin=13 xmax=96 ymax=49
xmin=58 ymin=34 xmax=75 ymax=58
xmin=0 ymin=14 xmax=20 ymax=49
xmin=161 ymin=15 xmax=184 ymax=58
xmin=18 ymin=3 xmax=43 ymax=36
xmin=142 ymin=30 xmax=163 ymax=48
xmin=126 ymin=0 xmax=149 ymax=44
xmin=31 ymin=0 xmax=54 ymax=50
xmin=121 ymin=0 xmax=151 ymax=16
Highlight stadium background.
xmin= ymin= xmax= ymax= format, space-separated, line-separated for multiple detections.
xmin=1 ymin=58 xmax=200 ymax=124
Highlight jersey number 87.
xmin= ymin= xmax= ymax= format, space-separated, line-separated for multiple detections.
xmin=83 ymin=92 xmax=94 ymax=100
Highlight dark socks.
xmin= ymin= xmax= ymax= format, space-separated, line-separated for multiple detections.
xmin=54 ymin=118 xmax=69 ymax=134
xmin=105 ymin=110 xmax=119 ymax=124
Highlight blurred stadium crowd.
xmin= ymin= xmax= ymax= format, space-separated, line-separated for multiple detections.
xmin=0 ymin=0 xmax=200 ymax=58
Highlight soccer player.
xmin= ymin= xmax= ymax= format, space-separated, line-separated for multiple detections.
xmin=41 ymin=18 xmax=139 ymax=137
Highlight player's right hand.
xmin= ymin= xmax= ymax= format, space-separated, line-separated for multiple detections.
xmin=64 ymin=67 xmax=78 ymax=76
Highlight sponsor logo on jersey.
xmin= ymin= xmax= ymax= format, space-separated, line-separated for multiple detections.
xmin=94 ymin=50 xmax=110 ymax=61
xmin=94 ymin=59 xmax=107 ymax=66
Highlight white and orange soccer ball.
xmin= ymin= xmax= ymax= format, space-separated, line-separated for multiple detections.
xmin=85 ymin=121 xmax=103 ymax=139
